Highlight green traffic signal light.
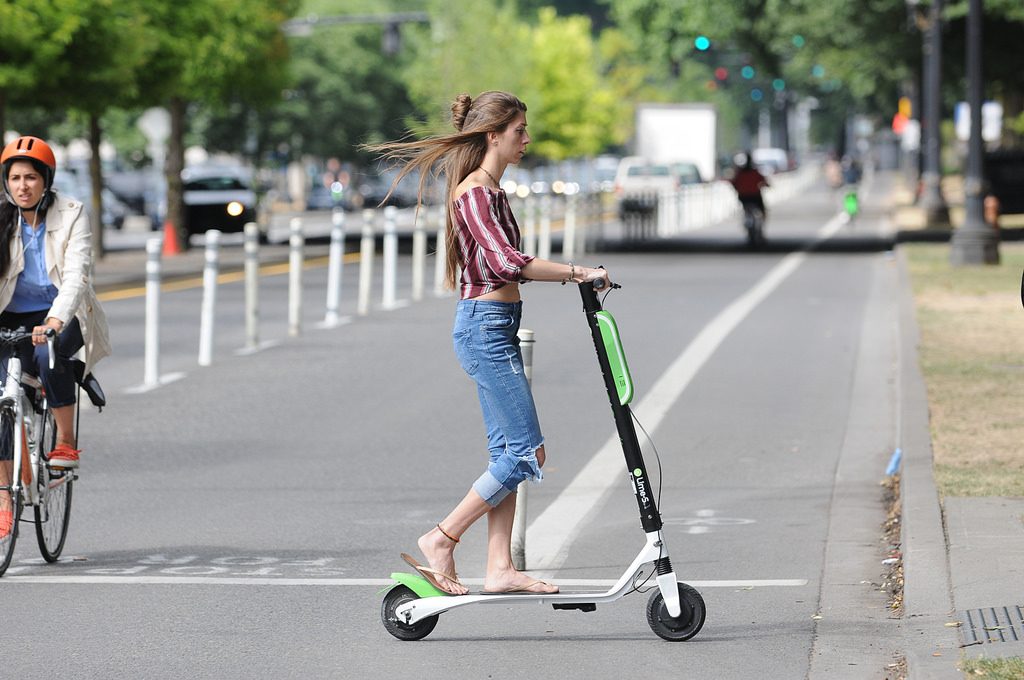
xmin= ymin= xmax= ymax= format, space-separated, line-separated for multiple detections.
xmin=741 ymin=66 xmax=755 ymax=79
xmin=694 ymin=35 xmax=711 ymax=51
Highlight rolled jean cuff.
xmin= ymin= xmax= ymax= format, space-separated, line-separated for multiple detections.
xmin=473 ymin=447 xmax=545 ymax=507
xmin=473 ymin=472 xmax=515 ymax=507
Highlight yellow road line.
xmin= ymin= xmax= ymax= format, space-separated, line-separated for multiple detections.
xmin=97 ymin=253 xmax=357 ymax=302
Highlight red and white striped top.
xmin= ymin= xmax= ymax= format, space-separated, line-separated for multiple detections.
xmin=453 ymin=186 xmax=534 ymax=299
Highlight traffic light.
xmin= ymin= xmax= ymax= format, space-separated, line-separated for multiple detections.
xmin=694 ymin=35 xmax=711 ymax=51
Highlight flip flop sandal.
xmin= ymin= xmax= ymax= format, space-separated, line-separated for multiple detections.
xmin=400 ymin=553 xmax=463 ymax=596
xmin=480 ymin=579 xmax=559 ymax=595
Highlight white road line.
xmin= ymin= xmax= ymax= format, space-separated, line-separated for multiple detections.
xmin=526 ymin=215 xmax=847 ymax=576
xmin=1 ymin=575 xmax=808 ymax=588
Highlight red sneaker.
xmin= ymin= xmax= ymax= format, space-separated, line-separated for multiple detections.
xmin=48 ymin=443 xmax=81 ymax=469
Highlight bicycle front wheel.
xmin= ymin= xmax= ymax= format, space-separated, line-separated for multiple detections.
xmin=0 ymin=409 xmax=24 ymax=575
xmin=34 ymin=409 xmax=72 ymax=562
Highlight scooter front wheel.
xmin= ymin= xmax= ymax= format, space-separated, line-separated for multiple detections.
xmin=382 ymin=585 xmax=439 ymax=641
xmin=646 ymin=582 xmax=706 ymax=641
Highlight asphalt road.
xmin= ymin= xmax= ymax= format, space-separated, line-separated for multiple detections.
xmin=2 ymin=175 xmax=905 ymax=678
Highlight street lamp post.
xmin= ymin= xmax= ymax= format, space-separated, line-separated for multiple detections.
xmin=951 ymin=0 xmax=999 ymax=264
xmin=916 ymin=0 xmax=951 ymax=226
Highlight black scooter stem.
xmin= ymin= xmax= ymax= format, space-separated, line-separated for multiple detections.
xmin=578 ymin=282 xmax=663 ymax=533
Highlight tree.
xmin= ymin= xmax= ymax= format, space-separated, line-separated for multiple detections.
xmin=0 ymin=1 xmax=79 ymax=135
xmin=50 ymin=0 xmax=152 ymax=258
xmin=401 ymin=2 xmax=627 ymax=161
xmin=135 ymin=0 xmax=297 ymax=249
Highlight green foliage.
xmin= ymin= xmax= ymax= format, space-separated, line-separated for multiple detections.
xmin=521 ymin=9 xmax=617 ymax=159
xmin=136 ymin=0 xmax=296 ymax=108
xmin=401 ymin=2 xmax=629 ymax=161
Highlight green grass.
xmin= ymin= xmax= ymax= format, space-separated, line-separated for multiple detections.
xmin=961 ymin=656 xmax=1024 ymax=679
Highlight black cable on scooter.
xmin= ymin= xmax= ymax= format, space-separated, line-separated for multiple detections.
xmin=600 ymin=285 xmax=667 ymax=596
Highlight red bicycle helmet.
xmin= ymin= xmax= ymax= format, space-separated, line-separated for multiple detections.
xmin=2 ymin=136 xmax=57 ymax=210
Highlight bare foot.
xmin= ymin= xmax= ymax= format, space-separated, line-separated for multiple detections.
xmin=417 ymin=528 xmax=468 ymax=595
xmin=484 ymin=568 xmax=558 ymax=594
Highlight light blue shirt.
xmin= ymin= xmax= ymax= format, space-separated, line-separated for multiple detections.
xmin=8 ymin=218 xmax=58 ymax=313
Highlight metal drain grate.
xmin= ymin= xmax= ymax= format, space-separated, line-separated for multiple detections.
xmin=960 ymin=606 xmax=1024 ymax=646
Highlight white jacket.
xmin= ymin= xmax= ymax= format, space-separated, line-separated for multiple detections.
xmin=0 ymin=192 xmax=111 ymax=375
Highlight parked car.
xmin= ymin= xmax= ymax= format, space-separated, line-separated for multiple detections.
xmin=614 ymin=156 xmax=676 ymax=214
xmin=669 ymin=161 xmax=704 ymax=185
xmin=306 ymin=181 xmax=358 ymax=211
xmin=751 ymin=148 xmax=791 ymax=175
xmin=180 ymin=166 xmax=258 ymax=236
xmin=51 ymin=172 xmax=130 ymax=229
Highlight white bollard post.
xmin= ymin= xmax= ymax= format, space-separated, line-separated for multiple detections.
xmin=382 ymin=205 xmax=398 ymax=309
xmin=563 ymin=193 xmax=577 ymax=261
xmin=433 ymin=206 xmax=447 ymax=297
xmin=538 ymin=194 xmax=552 ymax=260
xmin=243 ymin=222 xmax=260 ymax=351
xmin=358 ymin=209 xmax=375 ymax=315
xmin=324 ymin=209 xmax=346 ymax=326
xmin=198 ymin=229 xmax=221 ymax=366
xmin=523 ymin=194 xmax=537 ymax=257
xmin=143 ymin=237 xmax=162 ymax=387
xmin=411 ymin=213 xmax=426 ymax=302
xmin=288 ymin=217 xmax=303 ymax=337
xmin=511 ymin=328 xmax=535 ymax=571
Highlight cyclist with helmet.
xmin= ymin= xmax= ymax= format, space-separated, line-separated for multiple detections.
xmin=0 ymin=136 xmax=110 ymax=479
xmin=729 ymin=151 xmax=770 ymax=221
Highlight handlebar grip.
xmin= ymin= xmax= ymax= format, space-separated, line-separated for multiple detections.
xmin=593 ymin=277 xmax=607 ymax=290
xmin=45 ymin=328 xmax=56 ymax=371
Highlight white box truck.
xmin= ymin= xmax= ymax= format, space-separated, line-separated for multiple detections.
xmin=634 ymin=103 xmax=718 ymax=182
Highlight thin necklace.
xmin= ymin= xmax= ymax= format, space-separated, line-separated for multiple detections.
xmin=479 ymin=167 xmax=500 ymax=188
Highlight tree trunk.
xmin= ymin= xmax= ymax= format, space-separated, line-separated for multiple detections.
xmin=88 ymin=113 xmax=105 ymax=261
xmin=166 ymin=96 xmax=188 ymax=251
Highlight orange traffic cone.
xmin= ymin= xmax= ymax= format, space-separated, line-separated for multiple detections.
xmin=162 ymin=220 xmax=181 ymax=256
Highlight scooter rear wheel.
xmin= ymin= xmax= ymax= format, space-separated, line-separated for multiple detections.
xmin=382 ymin=585 xmax=439 ymax=641
xmin=646 ymin=582 xmax=706 ymax=641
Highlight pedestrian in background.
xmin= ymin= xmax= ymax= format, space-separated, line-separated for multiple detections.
xmin=366 ymin=91 xmax=610 ymax=595
xmin=0 ymin=136 xmax=110 ymax=477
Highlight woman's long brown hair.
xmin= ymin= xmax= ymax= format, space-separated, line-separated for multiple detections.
xmin=363 ymin=91 xmax=527 ymax=290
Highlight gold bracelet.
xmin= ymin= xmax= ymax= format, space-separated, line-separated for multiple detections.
xmin=561 ymin=262 xmax=575 ymax=285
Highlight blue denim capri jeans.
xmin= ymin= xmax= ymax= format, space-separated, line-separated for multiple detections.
xmin=453 ymin=299 xmax=544 ymax=507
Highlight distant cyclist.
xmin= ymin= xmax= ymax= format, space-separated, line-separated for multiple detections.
xmin=840 ymin=155 xmax=862 ymax=221
xmin=730 ymin=152 xmax=770 ymax=222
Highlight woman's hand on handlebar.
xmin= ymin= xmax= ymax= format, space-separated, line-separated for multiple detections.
xmin=31 ymin=318 xmax=61 ymax=346
xmin=578 ymin=266 xmax=611 ymax=290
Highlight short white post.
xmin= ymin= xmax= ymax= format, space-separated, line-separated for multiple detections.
xmin=198 ymin=229 xmax=221 ymax=366
xmin=511 ymin=328 xmax=535 ymax=571
xmin=358 ymin=209 xmax=375 ymax=316
xmin=563 ymin=193 xmax=577 ymax=261
xmin=523 ymin=194 xmax=537 ymax=257
xmin=538 ymin=194 xmax=552 ymax=260
xmin=382 ymin=205 xmax=398 ymax=309
xmin=324 ymin=209 xmax=346 ymax=326
xmin=288 ymin=217 xmax=303 ymax=337
xmin=433 ymin=206 xmax=446 ymax=297
xmin=243 ymin=222 xmax=260 ymax=351
xmin=143 ymin=237 xmax=162 ymax=387
xmin=411 ymin=213 xmax=427 ymax=302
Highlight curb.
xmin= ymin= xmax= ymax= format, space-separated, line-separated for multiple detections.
xmin=895 ymin=248 xmax=963 ymax=679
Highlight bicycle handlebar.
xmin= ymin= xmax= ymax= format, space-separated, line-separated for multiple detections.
xmin=0 ymin=327 xmax=58 ymax=370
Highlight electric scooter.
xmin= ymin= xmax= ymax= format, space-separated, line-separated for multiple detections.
xmin=381 ymin=279 xmax=706 ymax=641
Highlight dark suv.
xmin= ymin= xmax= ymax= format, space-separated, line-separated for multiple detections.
xmin=181 ymin=166 xmax=257 ymax=235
